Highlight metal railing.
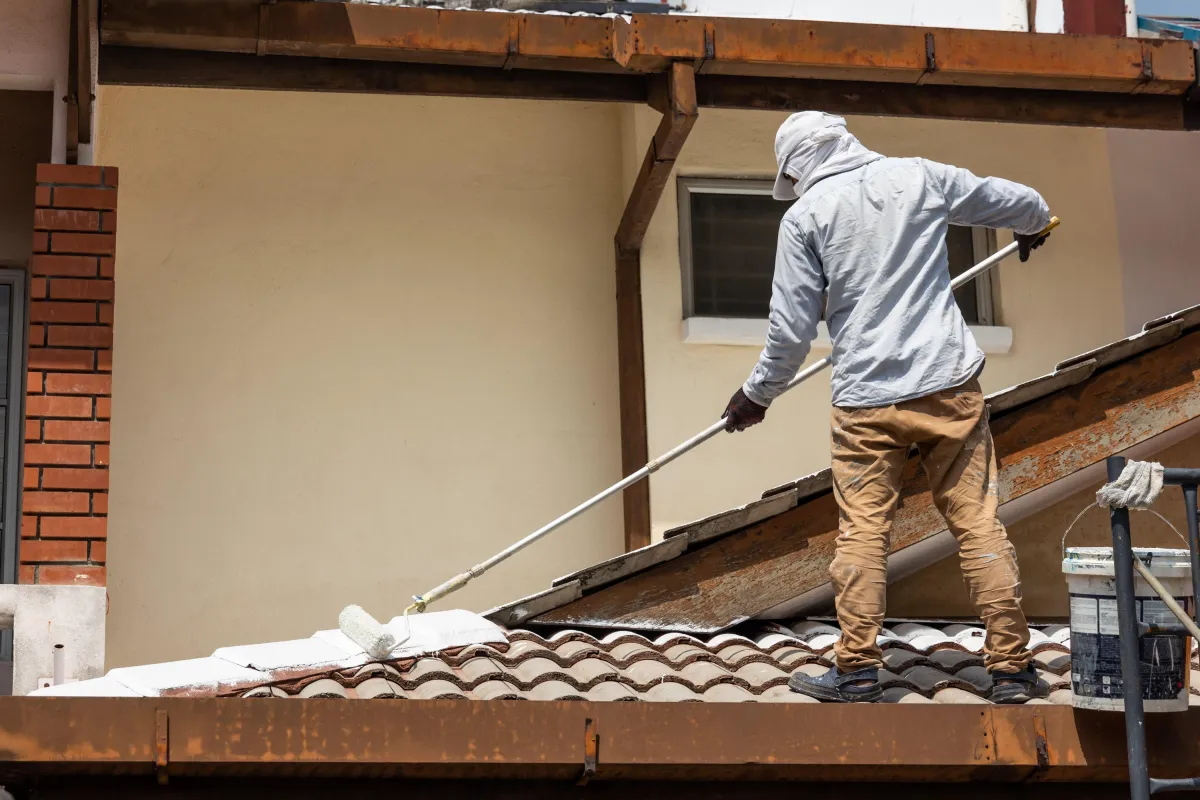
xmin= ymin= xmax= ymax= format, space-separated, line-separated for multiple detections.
xmin=1106 ymin=456 xmax=1200 ymax=798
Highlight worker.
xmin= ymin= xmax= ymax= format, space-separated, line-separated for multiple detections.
xmin=723 ymin=112 xmax=1051 ymax=704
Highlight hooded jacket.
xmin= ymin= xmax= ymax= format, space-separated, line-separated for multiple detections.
xmin=743 ymin=115 xmax=1050 ymax=409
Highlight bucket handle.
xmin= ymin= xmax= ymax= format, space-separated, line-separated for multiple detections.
xmin=1061 ymin=502 xmax=1189 ymax=561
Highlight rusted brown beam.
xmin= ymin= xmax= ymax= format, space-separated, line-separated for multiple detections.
xmin=535 ymin=329 xmax=1200 ymax=631
xmin=101 ymin=1 xmax=1197 ymax=96
xmin=98 ymin=46 xmax=648 ymax=105
xmin=613 ymin=63 xmax=697 ymax=553
xmin=697 ymin=75 xmax=1196 ymax=131
xmin=4 ymin=697 xmax=1199 ymax=781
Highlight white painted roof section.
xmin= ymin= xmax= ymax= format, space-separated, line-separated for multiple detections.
xmin=104 ymin=657 xmax=269 ymax=698
xmin=31 ymin=609 xmax=508 ymax=698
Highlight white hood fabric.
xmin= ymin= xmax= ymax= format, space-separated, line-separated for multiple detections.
xmin=772 ymin=112 xmax=884 ymax=201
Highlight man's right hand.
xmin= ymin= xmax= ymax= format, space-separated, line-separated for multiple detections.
xmin=723 ymin=389 xmax=767 ymax=433
xmin=1016 ymin=231 xmax=1050 ymax=263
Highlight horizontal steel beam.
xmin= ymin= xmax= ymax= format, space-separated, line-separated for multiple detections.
xmin=3 ymin=697 xmax=1200 ymax=781
xmin=1164 ymin=468 xmax=1200 ymax=485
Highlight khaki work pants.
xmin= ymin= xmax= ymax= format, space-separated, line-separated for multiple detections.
xmin=828 ymin=377 xmax=1031 ymax=674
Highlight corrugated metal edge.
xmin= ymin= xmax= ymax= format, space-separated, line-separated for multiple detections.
xmin=760 ymin=468 xmax=834 ymax=501
xmin=985 ymin=359 xmax=1097 ymax=417
xmin=663 ymin=487 xmax=799 ymax=544
xmin=550 ymin=535 xmax=689 ymax=592
xmin=1055 ymin=303 xmax=1199 ymax=372
xmin=484 ymin=580 xmax=583 ymax=627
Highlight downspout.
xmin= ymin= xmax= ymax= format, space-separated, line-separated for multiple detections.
xmin=613 ymin=62 xmax=697 ymax=552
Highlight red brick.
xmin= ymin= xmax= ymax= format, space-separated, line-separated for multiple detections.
xmin=98 ymin=349 xmax=112 ymax=372
xmin=34 ymin=186 xmax=51 ymax=207
xmin=23 ymin=467 xmax=38 ymax=489
xmin=28 ymin=348 xmax=95 ymax=371
xmin=90 ymin=540 xmax=106 ymax=563
xmin=49 ymin=232 xmax=115 ymax=256
xmin=20 ymin=539 xmax=87 ymax=563
xmin=30 ymin=255 xmax=99 ymax=277
xmin=44 ymin=420 xmax=109 ymax=442
xmin=30 ymin=278 xmax=46 ymax=299
xmin=28 ymin=324 xmax=44 ymax=347
xmin=99 ymin=257 xmax=114 ymax=278
xmin=19 ymin=565 xmax=35 ymax=584
xmin=45 ymin=372 xmax=110 ymax=395
xmin=34 ymin=209 xmax=99 ymax=232
xmin=25 ymin=395 xmax=93 ymax=418
xmin=49 ymin=278 xmax=115 ymax=301
xmin=30 ymin=301 xmax=97 ymax=324
xmin=48 ymin=325 xmax=112 ymax=348
xmin=32 ymin=231 xmax=48 ymax=252
xmin=41 ymin=516 xmax=106 ymax=539
xmin=102 ymin=166 xmax=118 ymax=187
xmin=25 ymin=419 xmax=40 ymax=441
xmin=24 ymin=444 xmax=91 ymax=465
xmin=51 ymin=186 xmax=117 ymax=211
xmin=43 ymin=468 xmax=108 ymax=491
xmin=21 ymin=516 xmax=37 ymax=538
xmin=96 ymin=397 xmax=111 ymax=420
xmin=93 ymin=493 xmax=108 ymax=514
xmin=94 ymin=445 xmax=110 ymax=466
xmin=27 ymin=371 xmax=43 ymax=393
xmin=37 ymin=164 xmax=103 ymax=185
xmin=98 ymin=303 xmax=114 ymax=324
xmin=23 ymin=491 xmax=89 ymax=514
xmin=39 ymin=565 xmax=105 ymax=586
xmin=100 ymin=211 xmax=117 ymax=233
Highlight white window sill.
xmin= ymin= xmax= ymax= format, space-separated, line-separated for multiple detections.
xmin=681 ymin=318 xmax=1014 ymax=355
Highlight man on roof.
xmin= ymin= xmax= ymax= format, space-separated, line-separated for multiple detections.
xmin=722 ymin=111 xmax=1051 ymax=704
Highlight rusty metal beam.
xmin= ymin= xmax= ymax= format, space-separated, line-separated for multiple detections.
xmin=3 ymin=697 xmax=1200 ymax=782
xmin=613 ymin=63 xmax=697 ymax=552
xmin=698 ymin=75 xmax=1196 ymax=131
xmin=535 ymin=329 xmax=1200 ymax=631
xmin=100 ymin=1 xmax=1197 ymax=98
xmin=98 ymin=46 xmax=648 ymax=104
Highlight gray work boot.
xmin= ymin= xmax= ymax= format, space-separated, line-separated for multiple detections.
xmin=789 ymin=666 xmax=882 ymax=703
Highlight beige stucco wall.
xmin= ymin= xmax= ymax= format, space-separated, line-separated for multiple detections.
xmin=97 ymin=86 xmax=627 ymax=667
xmin=634 ymin=107 xmax=1126 ymax=537
xmin=890 ymin=432 xmax=1200 ymax=620
xmin=98 ymin=86 xmax=1136 ymax=666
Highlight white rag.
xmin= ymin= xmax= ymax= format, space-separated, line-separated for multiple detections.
xmin=1096 ymin=461 xmax=1164 ymax=510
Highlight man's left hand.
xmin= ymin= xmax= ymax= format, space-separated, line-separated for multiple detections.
xmin=723 ymin=389 xmax=767 ymax=433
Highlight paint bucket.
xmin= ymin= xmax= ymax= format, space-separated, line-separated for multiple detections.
xmin=1062 ymin=547 xmax=1193 ymax=712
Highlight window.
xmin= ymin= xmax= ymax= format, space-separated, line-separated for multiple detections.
xmin=678 ymin=177 xmax=998 ymax=325
xmin=0 ymin=269 xmax=25 ymax=695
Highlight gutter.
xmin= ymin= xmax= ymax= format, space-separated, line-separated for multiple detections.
xmin=4 ymin=697 xmax=1200 ymax=782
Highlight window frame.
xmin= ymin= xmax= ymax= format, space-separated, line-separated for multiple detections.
xmin=677 ymin=176 xmax=1001 ymax=326
xmin=0 ymin=266 xmax=27 ymax=693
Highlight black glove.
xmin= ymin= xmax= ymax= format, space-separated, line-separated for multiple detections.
xmin=722 ymin=388 xmax=767 ymax=433
xmin=1016 ymin=231 xmax=1050 ymax=263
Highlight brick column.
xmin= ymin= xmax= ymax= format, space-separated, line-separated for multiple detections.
xmin=20 ymin=164 xmax=117 ymax=586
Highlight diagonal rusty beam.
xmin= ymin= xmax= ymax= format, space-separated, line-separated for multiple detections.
xmin=535 ymin=329 xmax=1200 ymax=631
xmin=613 ymin=62 xmax=697 ymax=552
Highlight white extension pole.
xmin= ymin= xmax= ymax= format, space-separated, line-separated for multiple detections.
xmin=409 ymin=217 xmax=1061 ymax=612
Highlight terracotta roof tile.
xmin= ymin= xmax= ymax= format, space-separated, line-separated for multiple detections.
xmin=220 ymin=621 xmax=1099 ymax=705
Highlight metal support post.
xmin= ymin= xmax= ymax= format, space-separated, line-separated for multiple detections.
xmin=1183 ymin=484 xmax=1200 ymax=627
xmin=1108 ymin=455 xmax=1151 ymax=800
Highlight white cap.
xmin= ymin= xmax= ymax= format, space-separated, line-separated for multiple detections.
xmin=772 ymin=111 xmax=848 ymax=201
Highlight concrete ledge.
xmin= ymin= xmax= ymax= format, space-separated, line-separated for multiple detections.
xmin=0 ymin=585 xmax=106 ymax=696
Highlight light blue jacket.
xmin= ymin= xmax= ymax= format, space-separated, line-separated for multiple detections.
xmin=742 ymin=157 xmax=1050 ymax=409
